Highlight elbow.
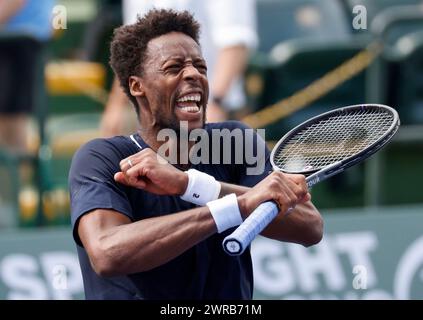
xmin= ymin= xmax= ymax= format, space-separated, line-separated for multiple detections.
xmin=92 ymin=254 xmax=154 ymax=277
xmin=89 ymin=240 xmax=153 ymax=277
xmin=89 ymin=240 xmax=123 ymax=277
xmin=90 ymin=251 xmax=120 ymax=278
xmin=92 ymin=258 xmax=118 ymax=278
xmin=302 ymin=215 xmax=324 ymax=248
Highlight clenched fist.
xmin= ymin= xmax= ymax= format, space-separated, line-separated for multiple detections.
xmin=237 ymin=171 xmax=311 ymax=218
xmin=114 ymin=148 xmax=188 ymax=196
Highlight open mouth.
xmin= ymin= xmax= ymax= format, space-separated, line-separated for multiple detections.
xmin=176 ymin=93 xmax=202 ymax=114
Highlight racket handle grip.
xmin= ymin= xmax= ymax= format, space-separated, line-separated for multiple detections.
xmin=222 ymin=201 xmax=279 ymax=256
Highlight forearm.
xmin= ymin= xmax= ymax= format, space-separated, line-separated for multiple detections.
xmin=87 ymin=181 xmax=250 ymax=276
xmin=0 ymin=0 xmax=25 ymax=25
xmin=92 ymin=207 xmax=216 ymax=276
xmin=219 ymin=181 xmax=250 ymax=197
xmin=218 ymin=181 xmax=322 ymax=247
xmin=261 ymin=201 xmax=323 ymax=247
xmin=211 ymin=45 xmax=249 ymax=98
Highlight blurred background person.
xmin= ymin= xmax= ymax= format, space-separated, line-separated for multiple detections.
xmin=100 ymin=0 xmax=258 ymax=137
xmin=0 ymin=0 xmax=55 ymax=153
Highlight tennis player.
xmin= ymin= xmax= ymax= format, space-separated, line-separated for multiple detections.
xmin=69 ymin=9 xmax=323 ymax=300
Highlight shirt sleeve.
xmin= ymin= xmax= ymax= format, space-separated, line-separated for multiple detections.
xmin=206 ymin=0 xmax=258 ymax=49
xmin=68 ymin=138 xmax=134 ymax=246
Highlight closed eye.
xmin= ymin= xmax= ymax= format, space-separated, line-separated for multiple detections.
xmin=196 ymin=64 xmax=207 ymax=74
xmin=166 ymin=65 xmax=182 ymax=73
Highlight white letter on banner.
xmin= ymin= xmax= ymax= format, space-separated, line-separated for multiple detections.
xmin=0 ymin=254 xmax=48 ymax=299
xmin=252 ymin=239 xmax=296 ymax=295
xmin=288 ymin=237 xmax=346 ymax=292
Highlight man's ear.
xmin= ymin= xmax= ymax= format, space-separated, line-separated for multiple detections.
xmin=129 ymin=76 xmax=145 ymax=97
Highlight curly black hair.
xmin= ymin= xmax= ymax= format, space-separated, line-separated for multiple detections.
xmin=110 ymin=9 xmax=201 ymax=112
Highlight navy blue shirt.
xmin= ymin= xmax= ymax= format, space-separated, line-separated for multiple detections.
xmin=69 ymin=121 xmax=271 ymax=300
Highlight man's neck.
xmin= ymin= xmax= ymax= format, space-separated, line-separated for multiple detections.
xmin=138 ymin=127 xmax=196 ymax=170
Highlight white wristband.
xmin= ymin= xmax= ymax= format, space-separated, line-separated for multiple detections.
xmin=206 ymin=193 xmax=243 ymax=233
xmin=180 ymin=169 xmax=221 ymax=206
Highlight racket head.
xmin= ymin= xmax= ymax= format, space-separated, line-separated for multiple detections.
xmin=270 ymin=104 xmax=400 ymax=175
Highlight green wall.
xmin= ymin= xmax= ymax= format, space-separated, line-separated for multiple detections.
xmin=1 ymin=205 xmax=423 ymax=300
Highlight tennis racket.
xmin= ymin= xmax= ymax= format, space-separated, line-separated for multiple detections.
xmin=223 ymin=104 xmax=400 ymax=256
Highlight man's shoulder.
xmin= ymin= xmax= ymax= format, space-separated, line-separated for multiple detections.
xmin=72 ymin=136 xmax=135 ymax=163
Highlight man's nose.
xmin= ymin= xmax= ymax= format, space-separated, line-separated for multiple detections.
xmin=182 ymin=65 xmax=203 ymax=81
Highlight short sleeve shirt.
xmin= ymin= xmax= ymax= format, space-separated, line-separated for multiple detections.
xmin=69 ymin=121 xmax=271 ymax=299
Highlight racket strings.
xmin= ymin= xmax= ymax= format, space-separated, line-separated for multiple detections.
xmin=274 ymin=110 xmax=394 ymax=171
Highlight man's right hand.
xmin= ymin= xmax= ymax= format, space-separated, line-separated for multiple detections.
xmin=114 ymin=148 xmax=189 ymax=196
xmin=237 ymin=171 xmax=311 ymax=218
